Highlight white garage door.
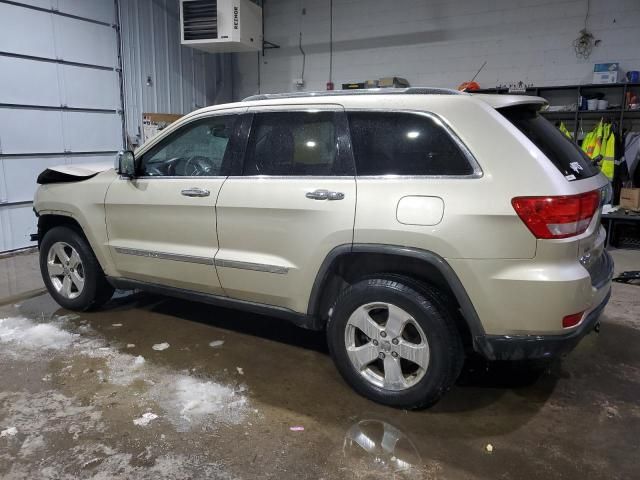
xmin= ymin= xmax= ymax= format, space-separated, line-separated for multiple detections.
xmin=0 ymin=0 xmax=123 ymax=252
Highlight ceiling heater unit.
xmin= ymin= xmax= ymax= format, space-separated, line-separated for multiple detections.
xmin=180 ymin=0 xmax=262 ymax=53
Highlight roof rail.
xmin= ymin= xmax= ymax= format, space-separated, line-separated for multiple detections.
xmin=243 ymin=87 xmax=463 ymax=102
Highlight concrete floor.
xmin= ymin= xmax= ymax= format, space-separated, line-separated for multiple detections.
xmin=0 ymin=251 xmax=639 ymax=479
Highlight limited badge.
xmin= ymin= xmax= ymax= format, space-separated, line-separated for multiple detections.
xmin=569 ymin=161 xmax=584 ymax=173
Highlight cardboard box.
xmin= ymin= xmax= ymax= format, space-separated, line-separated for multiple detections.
xmin=620 ymin=188 xmax=640 ymax=211
xmin=593 ymin=63 xmax=620 ymax=84
xmin=142 ymin=113 xmax=182 ymax=143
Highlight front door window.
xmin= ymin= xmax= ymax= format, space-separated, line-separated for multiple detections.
xmin=140 ymin=115 xmax=237 ymax=177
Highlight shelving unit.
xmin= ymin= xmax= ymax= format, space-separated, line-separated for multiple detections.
xmin=476 ymin=82 xmax=640 ymax=144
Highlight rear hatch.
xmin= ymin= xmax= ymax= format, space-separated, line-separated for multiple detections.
xmin=478 ymin=95 xmax=611 ymax=288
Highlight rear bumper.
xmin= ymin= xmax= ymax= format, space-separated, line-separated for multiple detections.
xmin=474 ymin=287 xmax=611 ymax=361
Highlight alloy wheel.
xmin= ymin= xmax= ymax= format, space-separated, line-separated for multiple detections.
xmin=47 ymin=241 xmax=85 ymax=299
xmin=344 ymin=302 xmax=430 ymax=391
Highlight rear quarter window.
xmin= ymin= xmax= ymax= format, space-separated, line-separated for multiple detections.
xmin=347 ymin=112 xmax=475 ymax=176
xmin=499 ymin=106 xmax=599 ymax=181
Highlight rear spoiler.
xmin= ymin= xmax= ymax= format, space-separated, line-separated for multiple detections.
xmin=471 ymin=93 xmax=548 ymax=110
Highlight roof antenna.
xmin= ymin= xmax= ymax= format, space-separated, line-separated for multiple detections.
xmin=458 ymin=61 xmax=486 ymax=92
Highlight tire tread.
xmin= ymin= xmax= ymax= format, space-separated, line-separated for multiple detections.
xmin=327 ymin=276 xmax=464 ymax=409
xmin=39 ymin=226 xmax=114 ymax=311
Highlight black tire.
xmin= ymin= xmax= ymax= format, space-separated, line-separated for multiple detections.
xmin=39 ymin=226 xmax=114 ymax=311
xmin=327 ymin=277 xmax=464 ymax=409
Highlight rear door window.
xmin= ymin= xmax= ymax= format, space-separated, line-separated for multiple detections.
xmin=243 ymin=111 xmax=351 ymax=176
xmin=499 ymin=106 xmax=599 ymax=181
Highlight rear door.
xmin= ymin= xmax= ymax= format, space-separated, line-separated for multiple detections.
xmin=214 ymin=105 xmax=356 ymax=313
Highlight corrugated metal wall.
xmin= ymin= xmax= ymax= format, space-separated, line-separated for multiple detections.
xmin=119 ymin=0 xmax=233 ymax=148
xmin=0 ymin=0 xmax=123 ymax=252
xmin=0 ymin=0 xmax=233 ymax=252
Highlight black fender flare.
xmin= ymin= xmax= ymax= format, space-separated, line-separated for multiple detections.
xmin=307 ymin=243 xmax=486 ymax=343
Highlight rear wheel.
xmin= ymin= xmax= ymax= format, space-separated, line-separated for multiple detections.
xmin=327 ymin=278 xmax=463 ymax=409
xmin=40 ymin=226 xmax=114 ymax=311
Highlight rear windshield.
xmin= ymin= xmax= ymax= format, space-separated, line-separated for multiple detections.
xmin=499 ymin=106 xmax=599 ymax=181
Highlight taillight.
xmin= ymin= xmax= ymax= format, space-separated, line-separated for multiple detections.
xmin=511 ymin=190 xmax=600 ymax=239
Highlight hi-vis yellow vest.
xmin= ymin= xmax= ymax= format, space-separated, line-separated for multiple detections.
xmin=601 ymin=131 xmax=615 ymax=179
xmin=559 ymin=122 xmax=572 ymax=139
xmin=590 ymin=121 xmax=605 ymax=159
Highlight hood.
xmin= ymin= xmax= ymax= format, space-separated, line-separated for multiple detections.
xmin=37 ymin=161 xmax=113 ymax=185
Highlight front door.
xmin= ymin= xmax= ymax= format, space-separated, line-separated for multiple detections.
xmin=215 ymin=105 xmax=356 ymax=313
xmin=105 ymin=110 xmax=243 ymax=294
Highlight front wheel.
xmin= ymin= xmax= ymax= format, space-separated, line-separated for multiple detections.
xmin=327 ymin=278 xmax=463 ymax=409
xmin=39 ymin=226 xmax=114 ymax=311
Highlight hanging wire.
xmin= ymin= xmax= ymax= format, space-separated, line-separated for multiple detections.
xmin=298 ymin=32 xmax=306 ymax=82
xmin=573 ymin=0 xmax=597 ymax=59
xmin=329 ymin=0 xmax=333 ymax=84
xmin=257 ymin=51 xmax=261 ymax=94
xmin=297 ymin=1 xmax=305 ymax=84
xmin=584 ymin=0 xmax=590 ymax=28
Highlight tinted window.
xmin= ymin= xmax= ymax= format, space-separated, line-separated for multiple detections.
xmin=347 ymin=112 xmax=474 ymax=176
xmin=500 ymin=106 xmax=599 ymax=181
xmin=244 ymin=111 xmax=341 ymax=176
xmin=140 ymin=115 xmax=236 ymax=176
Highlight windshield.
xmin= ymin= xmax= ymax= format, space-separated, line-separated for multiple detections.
xmin=499 ymin=106 xmax=600 ymax=181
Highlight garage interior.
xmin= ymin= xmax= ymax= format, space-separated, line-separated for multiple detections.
xmin=1 ymin=0 xmax=640 ymax=478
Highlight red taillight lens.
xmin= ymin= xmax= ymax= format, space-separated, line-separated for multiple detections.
xmin=511 ymin=190 xmax=600 ymax=239
xmin=562 ymin=311 xmax=585 ymax=328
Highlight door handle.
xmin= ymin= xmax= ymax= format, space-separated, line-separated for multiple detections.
xmin=181 ymin=187 xmax=210 ymax=197
xmin=305 ymin=189 xmax=345 ymax=201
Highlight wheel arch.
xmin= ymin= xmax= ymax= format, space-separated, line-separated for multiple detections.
xmin=308 ymin=244 xmax=486 ymax=348
xmin=36 ymin=212 xmax=114 ymax=277
xmin=37 ymin=212 xmax=85 ymax=247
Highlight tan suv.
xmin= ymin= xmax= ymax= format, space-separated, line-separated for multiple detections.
xmin=33 ymin=88 xmax=613 ymax=408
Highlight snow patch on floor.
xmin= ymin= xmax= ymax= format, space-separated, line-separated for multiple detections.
xmin=0 ymin=317 xmax=250 ymax=437
xmin=152 ymin=342 xmax=170 ymax=351
xmin=0 ymin=390 xmax=104 ymax=441
xmin=101 ymin=352 xmax=147 ymax=386
xmin=0 ymin=314 xmax=250 ymax=437
xmin=18 ymin=434 xmax=45 ymax=458
xmin=209 ymin=340 xmax=224 ymax=348
xmin=1 ymin=426 xmax=17 ymax=437
xmin=133 ymin=412 xmax=158 ymax=427
xmin=151 ymin=375 xmax=248 ymax=432
xmin=0 ymin=317 xmax=77 ymax=351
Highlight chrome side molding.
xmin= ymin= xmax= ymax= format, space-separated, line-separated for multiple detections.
xmin=214 ymin=258 xmax=289 ymax=274
xmin=114 ymin=247 xmax=214 ymax=265
xmin=114 ymin=246 xmax=289 ymax=274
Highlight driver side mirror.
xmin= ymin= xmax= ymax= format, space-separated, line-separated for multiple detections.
xmin=116 ymin=150 xmax=137 ymax=178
